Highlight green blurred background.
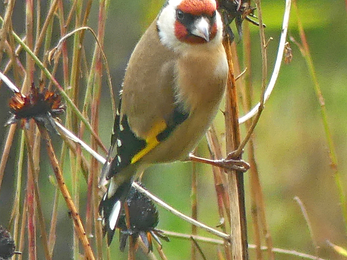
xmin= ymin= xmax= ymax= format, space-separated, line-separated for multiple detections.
xmin=1 ymin=0 xmax=347 ymax=259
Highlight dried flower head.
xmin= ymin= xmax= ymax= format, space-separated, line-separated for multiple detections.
xmin=0 ymin=226 xmax=16 ymax=260
xmin=117 ymin=183 xmax=169 ymax=253
xmin=6 ymin=83 xmax=65 ymax=132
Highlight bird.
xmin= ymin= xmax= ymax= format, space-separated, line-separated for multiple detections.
xmin=99 ymin=0 xmax=229 ymax=244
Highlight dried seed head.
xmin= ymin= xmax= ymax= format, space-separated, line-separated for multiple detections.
xmin=6 ymin=83 xmax=65 ymax=132
xmin=117 ymin=183 xmax=169 ymax=252
xmin=0 ymin=226 xmax=16 ymax=260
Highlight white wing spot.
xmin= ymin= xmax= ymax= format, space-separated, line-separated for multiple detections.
xmin=117 ymin=155 xmax=122 ymax=163
xmin=117 ymin=139 xmax=122 ymax=147
xmin=109 ymin=201 xmax=122 ymax=231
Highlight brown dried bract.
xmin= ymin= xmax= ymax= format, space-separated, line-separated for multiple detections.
xmin=6 ymin=83 xmax=65 ymax=133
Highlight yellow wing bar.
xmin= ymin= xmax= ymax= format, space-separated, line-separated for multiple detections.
xmin=130 ymin=120 xmax=167 ymax=164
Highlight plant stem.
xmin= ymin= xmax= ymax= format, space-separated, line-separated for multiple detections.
xmin=38 ymin=124 xmax=96 ymax=260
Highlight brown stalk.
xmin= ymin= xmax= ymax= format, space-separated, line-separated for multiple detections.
xmin=26 ymin=126 xmax=37 ymax=260
xmin=207 ymin=126 xmax=231 ymax=224
xmin=24 ymin=128 xmax=52 ymax=260
xmin=190 ymin=237 xmax=207 ymax=260
xmin=154 ymin=240 xmax=168 ymax=260
xmin=17 ymin=198 xmax=27 ymax=260
xmin=26 ymin=183 xmax=36 ymax=260
xmin=25 ymin=1 xmax=36 ymax=258
xmin=237 ymin=19 xmax=274 ymax=260
xmin=223 ymin=37 xmax=248 ymax=259
xmin=37 ymin=123 xmax=96 ymax=260
xmin=33 ymin=0 xmax=59 ymax=56
xmin=237 ymin=21 xmax=263 ymax=260
xmin=124 ymin=203 xmax=136 ymax=260
xmin=9 ymin=130 xmax=25 ymax=257
xmin=56 ymin=0 xmax=70 ymax=88
xmin=191 ymin=160 xmax=198 ymax=260
xmin=138 ymin=240 xmax=158 ymax=260
xmin=206 ymin=126 xmax=231 ymax=260
xmin=0 ymin=0 xmax=15 ymax=63
xmin=48 ymin=188 xmax=59 ymax=257
xmin=24 ymin=0 xmax=34 ymax=92
xmin=89 ymin=1 xmax=109 ymax=258
xmin=1 ymin=39 xmax=25 ymax=85
xmin=0 ymin=124 xmax=17 ymax=188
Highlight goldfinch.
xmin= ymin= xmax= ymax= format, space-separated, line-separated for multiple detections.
xmin=99 ymin=0 xmax=228 ymax=244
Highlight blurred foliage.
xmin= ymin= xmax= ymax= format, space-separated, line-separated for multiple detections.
xmin=0 ymin=0 xmax=347 ymax=259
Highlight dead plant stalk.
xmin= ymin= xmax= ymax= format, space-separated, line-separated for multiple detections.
xmin=37 ymin=124 xmax=96 ymax=260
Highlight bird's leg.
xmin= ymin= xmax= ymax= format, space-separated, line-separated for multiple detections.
xmin=189 ymin=152 xmax=250 ymax=172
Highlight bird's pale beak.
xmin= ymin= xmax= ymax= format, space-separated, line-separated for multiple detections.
xmin=191 ymin=17 xmax=210 ymax=42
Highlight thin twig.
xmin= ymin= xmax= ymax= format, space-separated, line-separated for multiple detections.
xmin=133 ymin=182 xmax=230 ymax=241
xmin=138 ymin=239 xmax=158 ymax=260
xmin=55 ymin=121 xmax=105 ymax=164
xmin=0 ymin=70 xmax=20 ymax=92
xmin=294 ymin=197 xmax=319 ymax=258
xmin=162 ymin=230 xmax=327 ymax=260
xmin=190 ymin=237 xmax=207 ymax=260
xmin=0 ymin=124 xmax=17 ymax=189
xmin=154 ymin=239 xmax=168 ymax=260
xmin=191 ymin=156 xmax=198 ymax=260
xmin=233 ymin=0 xmax=269 ymax=158
xmin=238 ymin=0 xmax=292 ymax=124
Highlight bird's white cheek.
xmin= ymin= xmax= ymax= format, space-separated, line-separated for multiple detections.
xmin=157 ymin=7 xmax=181 ymax=50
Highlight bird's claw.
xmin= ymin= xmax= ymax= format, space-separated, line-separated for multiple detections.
xmin=222 ymin=150 xmax=250 ymax=172
xmin=189 ymin=151 xmax=250 ymax=172
xmin=219 ymin=157 xmax=250 ymax=172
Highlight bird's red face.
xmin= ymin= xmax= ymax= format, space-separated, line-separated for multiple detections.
xmin=174 ymin=0 xmax=218 ymax=44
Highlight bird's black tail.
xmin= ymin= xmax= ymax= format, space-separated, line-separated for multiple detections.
xmin=99 ymin=180 xmax=132 ymax=245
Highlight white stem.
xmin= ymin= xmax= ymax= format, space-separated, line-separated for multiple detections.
xmin=54 ymin=121 xmax=106 ymax=164
xmin=132 ymin=182 xmax=230 ymax=240
xmin=0 ymin=70 xmax=20 ymax=93
xmin=239 ymin=0 xmax=292 ymax=124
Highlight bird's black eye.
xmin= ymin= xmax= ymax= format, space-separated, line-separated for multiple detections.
xmin=176 ymin=9 xmax=185 ymax=21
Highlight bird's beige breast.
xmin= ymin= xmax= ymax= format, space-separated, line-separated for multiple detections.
xmin=143 ymin=44 xmax=228 ymax=163
xmin=175 ymin=45 xmax=228 ymax=112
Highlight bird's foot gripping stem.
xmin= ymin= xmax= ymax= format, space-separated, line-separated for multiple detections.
xmin=189 ymin=152 xmax=250 ymax=172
